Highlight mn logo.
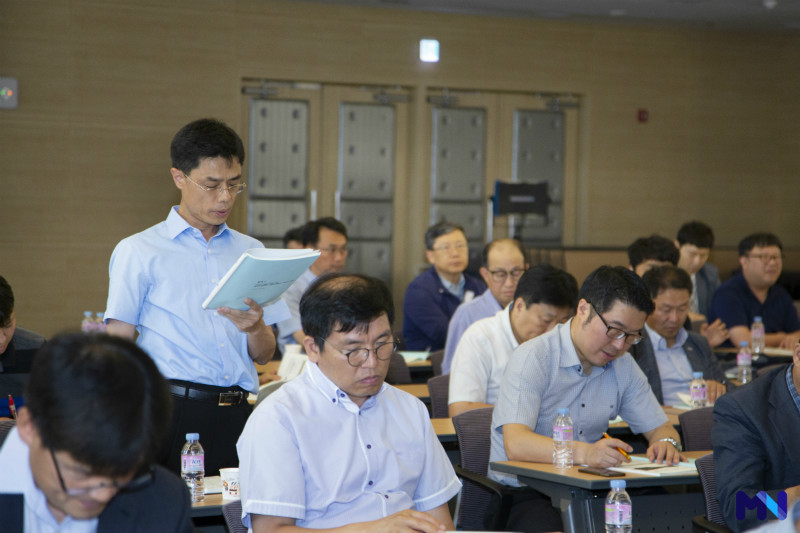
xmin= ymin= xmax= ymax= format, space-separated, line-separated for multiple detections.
xmin=736 ymin=491 xmax=788 ymax=521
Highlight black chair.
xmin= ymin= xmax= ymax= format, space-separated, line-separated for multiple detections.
xmin=678 ymin=406 xmax=714 ymax=451
xmin=385 ymin=351 xmax=411 ymax=385
xmin=451 ymin=407 xmax=527 ymax=530
xmin=692 ymin=453 xmax=733 ymax=533
xmin=429 ymin=349 xmax=444 ymax=376
xmin=222 ymin=499 xmax=248 ymax=533
xmin=427 ymin=374 xmax=449 ymax=418
xmin=0 ymin=419 xmax=16 ymax=446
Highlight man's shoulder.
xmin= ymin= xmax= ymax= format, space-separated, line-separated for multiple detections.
xmin=464 ymin=272 xmax=487 ymax=292
xmin=699 ymin=262 xmax=719 ymax=278
xmin=685 ymin=331 xmax=712 ymax=353
xmin=11 ymin=328 xmax=45 ymax=350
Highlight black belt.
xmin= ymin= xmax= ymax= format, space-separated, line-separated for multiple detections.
xmin=168 ymin=383 xmax=245 ymax=406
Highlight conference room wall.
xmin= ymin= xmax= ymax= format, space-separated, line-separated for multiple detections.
xmin=2 ymin=0 xmax=799 ymax=337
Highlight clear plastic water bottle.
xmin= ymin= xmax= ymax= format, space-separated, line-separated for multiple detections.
xmin=605 ymin=479 xmax=633 ymax=533
xmin=552 ymin=407 xmax=574 ymax=469
xmin=737 ymin=341 xmax=753 ymax=384
xmin=81 ymin=311 xmax=94 ymax=333
xmin=751 ymin=316 xmax=765 ymax=358
xmin=689 ymin=371 xmax=708 ymax=408
xmin=94 ymin=312 xmax=106 ymax=333
xmin=181 ymin=433 xmax=205 ymax=502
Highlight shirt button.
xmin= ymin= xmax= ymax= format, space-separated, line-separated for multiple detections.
xmin=384 ymin=495 xmax=389 ymax=499
xmin=366 ymin=444 xmax=372 ymax=449
xmin=219 ymin=343 xmax=225 ymax=348
xmin=224 ymin=375 xmax=230 ymax=380
xmin=332 ymin=398 xmax=336 ymax=403
xmin=368 ymin=481 xmax=373 ymax=486
xmin=339 ymin=392 xmax=345 ymax=398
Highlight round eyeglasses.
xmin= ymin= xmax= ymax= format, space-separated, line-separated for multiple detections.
xmin=589 ymin=302 xmax=644 ymax=345
xmin=320 ymin=338 xmax=398 ymax=367
xmin=486 ymin=268 xmax=526 ymax=284
xmin=50 ymin=448 xmax=155 ymax=496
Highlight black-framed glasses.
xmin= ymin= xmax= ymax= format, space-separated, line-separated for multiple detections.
xmin=589 ymin=302 xmax=643 ymax=345
xmin=746 ymin=253 xmax=784 ymax=264
xmin=181 ymin=172 xmax=246 ymax=195
xmin=487 ymin=268 xmax=526 ymax=284
xmin=320 ymin=338 xmax=398 ymax=367
xmin=50 ymin=448 xmax=155 ymax=496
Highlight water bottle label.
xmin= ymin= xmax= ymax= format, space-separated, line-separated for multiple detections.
xmin=690 ymin=386 xmax=707 ymax=401
xmin=181 ymin=454 xmax=204 ymax=472
xmin=605 ymin=502 xmax=632 ymax=525
xmin=553 ymin=426 xmax=573 ymax=441
xmin=737 ymin=353 xmax=751 ymax=366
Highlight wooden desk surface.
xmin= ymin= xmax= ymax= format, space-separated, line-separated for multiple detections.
xmin=431 ymin=417 xmax=455 ymax=439
xmin=406 ymin=359 xmax=432 ymax=368
xmin=395 ymin=383 xmax=429 ymax=399
xmin=191 ymin=493 xmax=225 ymax=517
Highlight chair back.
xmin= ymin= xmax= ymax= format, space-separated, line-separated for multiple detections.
xmin=0 ymin=420 xmax=16 ymax=447
xmin=427 ymin=374 xmax=450 ymax=418
xmin=678 ymin=406 xmax=714 ymax=451
xmin=452 ymin=407 xmax=495 ymax=529
xmin=696 ymin=453 xmax=729 ymax=528
xmin=222 ymin=499 xmax=248 ymax=533
xmin=429 ymin=349 xmax=444 ymax=376
xmin=385 ymin=351 xmax=411 ymax=384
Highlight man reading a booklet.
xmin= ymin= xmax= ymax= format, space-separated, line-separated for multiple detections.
xmin=488 ymin=266 xmax=685 ymax=533
xmin=104 ymin=118 xmax=290 ymax=475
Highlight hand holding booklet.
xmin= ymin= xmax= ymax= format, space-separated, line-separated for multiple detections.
xmin=202 ymin=248 xmax=320 ymax=311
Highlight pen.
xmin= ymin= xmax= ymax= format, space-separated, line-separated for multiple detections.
xmin=8 ymin=395 xmax=17 ymax=420
xmin=603 ymin=432 xmax=631 ymax=460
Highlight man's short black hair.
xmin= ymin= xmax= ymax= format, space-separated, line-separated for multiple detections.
xmin=24 ymin=333 xmax=171 ymax=477
xmin=300 ymin=274 xmax=394 ymax=347
xmin=425 ymin=222 xmax=466 ymax=250
xmin=481 ymin=238 xmax=528 ymax=268
xmin=676 ymin=221 xmax=715 ymax=249
xmin=641 ymin=265 xmax=694 ymax=300
xmin=282 ymin=226 xmax=304 ymax=248
xmin=0 ymin=275 xmax=13 ymax=328
xmin=514 ymin=264 xmax=578 ymax=311
xmin=579 ymin=265 xmax=655 ymax=316
xmin=301 ymin=217 xmax=348 ymax=247
xmin=170 ymin=118 xmax=245 ymax=175
xmin=738 ymin=232 xmax=783 ymax=257
xmin=627 ymin=235 xmax=679 ymax=269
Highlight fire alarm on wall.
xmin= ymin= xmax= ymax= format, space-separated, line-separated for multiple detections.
xmin=637 ymin=109 xmax=649 ymax=123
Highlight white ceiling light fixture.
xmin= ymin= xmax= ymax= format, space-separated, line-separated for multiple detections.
xmin=420 ymin=39 xmax=440 ymax=62
xmin=764 ymin=0 xmax=778 ymax=9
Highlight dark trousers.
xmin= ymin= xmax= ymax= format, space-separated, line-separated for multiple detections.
xmin=505 ymin=490 xmax=564 ymax=533
xmin=159 ymin=380 xmax=253 ymax=477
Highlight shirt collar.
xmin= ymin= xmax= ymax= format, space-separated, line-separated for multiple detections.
xmin=500 ymin=305 xmax=519 ymax=350
xmin=644 ymin=323 xmax=688 ymax=351
xmin=306 ymin=360 xmax=386 ymax=414
xmin=165 ymin=206 xmax=230 ymax=241
xmin=437 ymin=272 xmax=465 ymax=299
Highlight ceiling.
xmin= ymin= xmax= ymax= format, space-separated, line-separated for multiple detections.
xmin=298 ymin=0 xmax=800 ymax=32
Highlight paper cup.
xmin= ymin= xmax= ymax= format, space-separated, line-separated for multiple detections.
xmin=220 ymin=467 xmax=240 ymax=500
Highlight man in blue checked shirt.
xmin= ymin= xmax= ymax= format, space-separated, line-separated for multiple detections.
xmin=237 ymin=273 xmax=460 ymax=533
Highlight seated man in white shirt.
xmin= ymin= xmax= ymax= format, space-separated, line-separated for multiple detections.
xmin=442 ymin=238 xmax=529 ymax=374
xmin=237 ymin=273 xmax=461 ymax=533
xmin=630 ymin=265 xmax=727 ymax=406
xmin=448 ymin=264 xmax=577 ymax=417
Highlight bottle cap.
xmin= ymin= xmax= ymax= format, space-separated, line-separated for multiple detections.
xmin=755 ymin=316 xmax=763 ymax=322
xmin=84 ymin=311 xmax=92 ymax=317
xmin=557 ymin=407 xmax=569 ymax=416
xmin=186 ymin=433 xmax=199 ymax=441
xmin=739 ymin=341 xmax=749 ymax=347
xmin=692 ymin=371 xmax=703 ymax=379
xmin=610 ymin=479 xmax=626 ymax=489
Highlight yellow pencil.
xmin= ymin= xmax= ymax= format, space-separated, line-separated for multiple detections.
xmin=603 ymin=432 xmax=631 ymax=460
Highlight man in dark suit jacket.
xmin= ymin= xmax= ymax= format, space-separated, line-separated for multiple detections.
xmin=0 ymin=332 xmax=193 ymax=533
xmin=712 ymin=359 xmax=800 ymax=532
xmin=632 ymin=265 xmax=727 ymax=406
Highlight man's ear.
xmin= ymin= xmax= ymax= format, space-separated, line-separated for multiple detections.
xmin=15 ymin=407 xmax=36 ymax=446
xmin=303 ymin=336 xmax=321 ymax=363
xmin=170 ymin=168 xmax=185 ymax=190
xmin=425 ymin=249 xmax=435 ymax=265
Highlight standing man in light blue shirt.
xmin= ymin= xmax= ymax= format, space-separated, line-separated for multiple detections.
xmin=238 ymin=273 xmax=460 ymax=533
xmin=631 ymin=265 xmax=727 ymax=406
xmin=104 ymin=118 xmax=289 ymax=475
xmin=442 ymin=238 xmax=528 ymax=374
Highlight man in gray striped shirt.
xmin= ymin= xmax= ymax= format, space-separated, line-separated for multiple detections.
xmin=489 ymin=265 xmax=685 ymax=533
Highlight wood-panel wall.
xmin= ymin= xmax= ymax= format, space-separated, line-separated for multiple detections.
xmin=2 ymin=0 xmax=800 ymax=336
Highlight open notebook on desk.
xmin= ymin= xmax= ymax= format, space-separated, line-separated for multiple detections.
xmin=608 ymin=455 xmax=697 ymax=477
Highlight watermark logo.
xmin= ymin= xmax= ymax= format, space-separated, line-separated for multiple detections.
xmin=736 ymin=491 xmax=788 ymax=521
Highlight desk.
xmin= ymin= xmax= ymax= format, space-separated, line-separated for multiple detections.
xmin=431 ymin=417 xmax=456 ymax=443
xmin=191 ymin=493 xmax=224 ymax=518
xmin=406 ymin=359 xmax=433 ymax=383
xmin=491 ymin=450 xmax=708 ymax=533
xmin=396 ymin=383 xmax=429 ymax=402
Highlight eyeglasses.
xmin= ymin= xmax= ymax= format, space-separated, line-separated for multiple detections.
xmin=319 ymin=245 xmax=348 ymax=256
xmin=747 ymin=253 xmax=783 ymax=264
xmin=487 ymin=268 xmax=526 ymax=283
xmin=182 ymin=172 xmax=246 ymax=195
xmin=432 ymin=242 xmax=468 ymax=253
xmin=589 ymin=302 xmax=643 ymax=345
xmin=320 ymin=338 xmax=398 ymax=367
xmin=50 ymin=449 xmax=155 ymax=496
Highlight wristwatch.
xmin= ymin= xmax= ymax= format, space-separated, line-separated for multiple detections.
xmin=658 ymin=437 xmax=683 ymax=452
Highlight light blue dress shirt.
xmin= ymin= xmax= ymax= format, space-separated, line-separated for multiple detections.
xmin=275 ymin=268 xmax=317 ymax=354
xmin=105 ymin=207 xmax=290 ymax=393
xmin=237 ymin=362 xmax=461 ymax=529
xmin=645 ymin=324 xmax=693 ymax=407
xmin=489 ymin=319 xmax=667 ymax=486
xmin=0 ymin=429 xmax=99 ymax=533
xmin=442 ymin=290 xmax=502 ymax=374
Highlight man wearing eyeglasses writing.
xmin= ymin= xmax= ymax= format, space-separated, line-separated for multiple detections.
xmin=0 ymin=333 xmax=192 ymax=533
xmin=238 ymin=274 xmax=460 ymax=533
xmin=708 ymin=232 xmax=800 ymax=349
xmin=104 ymin=119 xmax=290 ymax=476
xmin=489 ymin=266 xmax=685 ymax=533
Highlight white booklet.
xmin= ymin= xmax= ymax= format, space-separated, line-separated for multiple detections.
xmin=608 ymin=456 xmax=697 ymax=477
xmin=202 ymin=248 xmax=320 ymax=310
